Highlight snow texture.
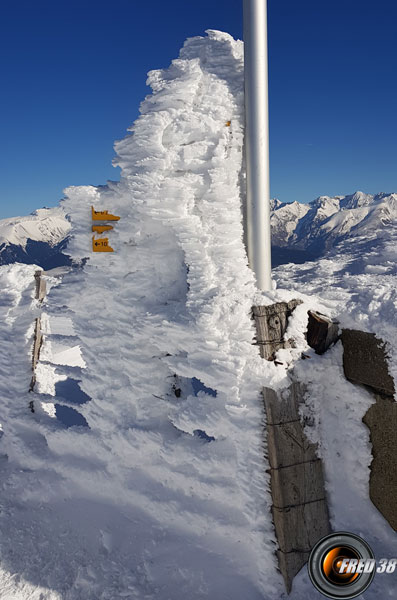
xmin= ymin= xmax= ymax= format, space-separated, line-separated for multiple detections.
xmin=0 ymin=29 xmax=395 ymax=600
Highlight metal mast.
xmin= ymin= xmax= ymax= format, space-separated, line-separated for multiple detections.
xmin=243 ymin=0 xmax=272 ymax=291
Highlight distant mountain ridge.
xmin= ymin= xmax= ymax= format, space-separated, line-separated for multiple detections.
xmin=0 ymin=207 xmax=71 ymax=270
xmin=271 ymin=191 xmax=397 ymax=255
xmin=0 ymin=191 xmax=395 ymax=269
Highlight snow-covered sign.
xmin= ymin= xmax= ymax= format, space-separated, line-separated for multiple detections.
xmin=91 ymin=206 xmax=120 ymax=252
xmin=92 ymin=236 xmax=114 ymax=252
xmin=91 ymin=206 xmax=120 ymax=221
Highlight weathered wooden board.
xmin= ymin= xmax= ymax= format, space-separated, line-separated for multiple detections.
xmin=34 ymin=270 xmax=47 ymax=302
xmin=263 ymin=384 xmax=301 ymax=425
xmin=276 ymin=550 xmax=311 ymax=594
xmin=263 ymin=382 xmax=330 ymax=593
xmin=307 ymin=310 xmax=339 ymax=355
xmin=252 ymin=300 xmax=302 ymax=360
xmin=32 ymin=317 xmax=42 ymax=371
xmin=272 ymin=499 xmax=330 ymax=553
xmin=271 ymin=460 xmax=326 ymax=508
xmin=267 ymin=422 xmax=319 ymax=469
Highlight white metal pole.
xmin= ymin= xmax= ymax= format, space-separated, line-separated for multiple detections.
xmin=243 ymin=0 xmax=272 ymax=291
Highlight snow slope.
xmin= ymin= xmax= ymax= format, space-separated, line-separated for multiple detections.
xmin=0 ymin=29 xmax=395 ymax=600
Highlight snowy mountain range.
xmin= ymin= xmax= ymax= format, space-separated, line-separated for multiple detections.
xmin=0 ymin=207 xmax=71 ymax=269
xmin=271 ymin=190 xmax=397 ymax=253
xmin=1 ymin=190 xmax=395 ymax=269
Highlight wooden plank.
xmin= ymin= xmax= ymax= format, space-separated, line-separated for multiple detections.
xmin=267 ymin=422 xmax=319 ymax=469
xmin=307 ymin=310 xmax=339 ymax=354
xmin=252 ymin=300 xmax=302 ymax=360
xmin=263 ymin=385 xmax=300 ymax=425
xmin=272 ymin=499 xmax=330 ymax=553
xmin=276 ymin=550 xmax=310 ymax=593
xmin=263 ymin=381 xmax=331 ymax=591
xmin=32 ymin=318 xmax=42 ymax=371
xmin=271 ymin=460 xmax=326 ymax=508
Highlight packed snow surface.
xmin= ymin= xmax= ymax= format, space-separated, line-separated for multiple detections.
xmin=0 ymin=29 xmax=395 ymax=600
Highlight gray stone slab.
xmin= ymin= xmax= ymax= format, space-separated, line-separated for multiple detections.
xmin=267 ymin=421 xmax=319 ymax=469
xmin=271 ymin=460 xmax=325 ymax=508
xmin=272 ymin=499 xmax=330 ymax=553
xmin=277 ymin=550 xmax=310 ymax=593
xmin=342 ymin=329 xmax=395 ymax=396
xmin=363 ymin=394 xmax=397 ymax=530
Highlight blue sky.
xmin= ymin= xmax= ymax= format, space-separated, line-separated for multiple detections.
xmin=1 ymin=0 xmax=397 ymax=218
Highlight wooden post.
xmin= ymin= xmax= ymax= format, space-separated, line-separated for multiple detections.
xmin=34 ymin=270 xmax=47 ymax=302
xmin=32 ymin=317 xmax=42 ymax=371
xmin=252 ymin=300 xmax=302 ymax=360
xmin=306 ymin=311 xmax=339 ymax=355
xmin=30 ymin=271 xmax=47 ymax=397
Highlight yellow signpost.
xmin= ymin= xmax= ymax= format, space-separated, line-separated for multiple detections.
xmin=92 ymin=225 xmax=114 ymax=234
xmin=92 ymin=236 xmax=114 ymax=252
xmin=91 ymin=206 xmax=120 ymax=253
xmin=91 ymin=206 xmax=120 ymax=221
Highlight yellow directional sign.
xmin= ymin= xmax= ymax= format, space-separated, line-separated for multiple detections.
xmin=92 ymin=236 xmax=114 ymax=252
xmin=92 ymin=224 xmax=114 ymax=234
xmin=91 ymin=206 xmax=120 ymax=221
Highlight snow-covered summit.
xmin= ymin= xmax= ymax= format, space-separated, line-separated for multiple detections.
xmin=0 ymin=206 xmax=71 ymax=269
xmin=272 ymin=191 xmax=397 ymax=252
xmin=0 ymin=206 xmax=70 ymax=249
xmin=0 ymin=29 xmax=395 ymax=600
